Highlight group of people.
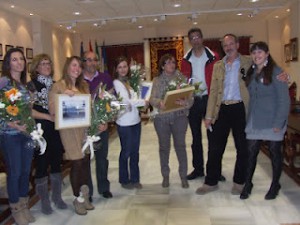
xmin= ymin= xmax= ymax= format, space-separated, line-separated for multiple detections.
xmin=0 ymin=26 xmax=290 ymax=225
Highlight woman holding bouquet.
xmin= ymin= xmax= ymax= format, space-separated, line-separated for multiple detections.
xmin=113 ymin=56 xmax=147 ymax=189
xmin=48 ymin=56 xmax=94 ymax=215
xmin=149 ymin=54 xmax=193 ymax=188
xmin=0 ymin=48 xmax=35 ymax=225
xmin=28 ymin=53 xmax=67 ymax=215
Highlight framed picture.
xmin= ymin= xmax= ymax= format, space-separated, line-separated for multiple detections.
xmin=0 ymin=44 xmax=2 ymax=56
xmin=161 ymin=86 xmax=195 ymax=113
xmin=26 ymin=48 xmax=33 ymax=59
xmin=284 ymin=43 xmax=291 ymax=63
xmin=0 ymin=60 xmax=3 ymax=73
xmin=16 ymin=46 xmax=24 ymax=53
xmin=55 ymin=94 xmax=91 ymax=130
xmin=5 ymin=45 xmax=13 ymax=53
xmin=290 ymin=38 xmax=298 ymax=61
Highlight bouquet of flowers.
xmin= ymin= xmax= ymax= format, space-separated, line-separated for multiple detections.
xmin=0 ymin=87 xmax=46 ymax=154
xmin=82 ymin=84 xmax=124 ymax=158
xmin=129 ymin=59 xmax=146 ymax=96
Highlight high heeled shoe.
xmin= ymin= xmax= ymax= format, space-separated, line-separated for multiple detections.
xmin=240 ymin=183 xmax=253 ymax=200
xmin=265 ymin=183 xmax=281 ymax=200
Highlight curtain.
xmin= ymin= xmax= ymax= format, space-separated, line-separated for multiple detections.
xmin=105 ymin=44 xmax=144 ymax=77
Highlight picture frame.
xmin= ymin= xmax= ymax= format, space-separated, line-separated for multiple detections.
xmin=26 ymin=48 xmax=33 ymax=59
xmin=5 ymin=45 xmax=13 ymax=53
xmin=284 ymin=43 xmax=291 ymax=63
xmin=0 ymin=44 xmax=2 ymax=57
xmin=55 ymin=94 xmax=91 ymax=130
xmin=0 ymin=60 xmax=3 ymax=73
xmin=290 ymin=38 xmax=298 ymax=61
xmin=161 ymin=86 xmax=195 ymax=113
xmin=140 ymin=81 xmax=153 ymax=100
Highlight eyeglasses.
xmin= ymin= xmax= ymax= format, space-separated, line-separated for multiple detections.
xmin=83 ymin=58 xmax=98 ymax=63
xmin=189 ymin=35 xmax=201 ymax=41
xmin=39 ymin=62 xmax=52 ymax=67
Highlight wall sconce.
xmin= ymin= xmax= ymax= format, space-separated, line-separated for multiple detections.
xmin=160 ymin=15 xmax=166 ymax=21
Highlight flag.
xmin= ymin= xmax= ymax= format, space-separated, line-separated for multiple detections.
xmin=89 ymin=40 xmax=93 ymax=52
xmin=95 ymin=41 xmax=100 ymax=60
xmin=80 ymin=41 xmax=84 ymax=58
xmin=101 ymin=41 xmax=108 ymax=73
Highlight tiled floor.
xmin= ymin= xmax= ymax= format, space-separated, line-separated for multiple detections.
xmin=3 ymin=121 xmax=300 ymax=225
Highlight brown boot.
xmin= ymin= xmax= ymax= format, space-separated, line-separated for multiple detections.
xmin=19 ymin=197 xmax=35 ymax=223
xmin=10 ymin=201 xmax=29 ymax=225
xmin=80 ymin=185 xmax=95 ymax=210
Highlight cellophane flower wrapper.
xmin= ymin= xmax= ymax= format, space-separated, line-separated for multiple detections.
xmin=129 ymin=60 xmax=146 ymax=97
xmin=0 ymin=87 xmax=47 ymax=154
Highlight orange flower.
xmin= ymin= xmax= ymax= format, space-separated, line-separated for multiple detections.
xmin=6 ymin=105 xmax=19 ymax=116
xmin=106 ymin=102 xmax=111 ymax=112
xmin=5 ymin=88 xmax=18 ymax=99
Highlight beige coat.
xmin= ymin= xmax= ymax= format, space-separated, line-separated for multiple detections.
xmin=48 ymin=80 xmax=89 ymax=160
xmin=206 ymin=55 xmax=252 ymax=124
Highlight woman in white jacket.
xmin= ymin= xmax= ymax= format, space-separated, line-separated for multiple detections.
xmin=113 ymin=56 xmax=148 ymax=189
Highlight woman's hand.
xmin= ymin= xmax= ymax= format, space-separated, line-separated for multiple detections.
xmin=64 ymin=89 xmax=75 ymax=97
xmin=175 ymin=98 xmax=186 ymax=106
xmin=7 ymin=121 xmax=27 ymax=132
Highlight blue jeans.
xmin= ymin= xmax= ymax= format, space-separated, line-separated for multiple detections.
xmin=0 ymin=133 xmax=34 ymax=203
xmin=117 ymin=123 xmax=141 ymax=184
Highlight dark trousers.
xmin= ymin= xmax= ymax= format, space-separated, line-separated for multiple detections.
xmin=88 ymin=130 xmax=110 ymax=196
xmin=117 ymin=123 xmax=141 ymax=184
xmin=205 ymin=102 xmax=247 ymax=186
xmin=188 ymin=95 xmax=208 ymax=174
xmin=34 ymin=120 xmax=64 ymax=178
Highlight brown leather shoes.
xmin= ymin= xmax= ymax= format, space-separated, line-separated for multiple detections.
xmin=195 ymin=184 xmax=218 ymax=195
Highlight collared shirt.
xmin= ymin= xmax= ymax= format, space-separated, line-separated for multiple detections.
xmin=189 ymin=51 xmax=208 ymax=96
xmin=222 ymin=55 xmax=242 ymax=101
xmin=84 ymin=70 xmax=113 ymax=97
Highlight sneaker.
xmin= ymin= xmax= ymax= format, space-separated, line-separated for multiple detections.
xmin=231 ymin=183 xmax=244 ymax=195
xmin=195 ymin=184 xmax=218 ymax=195
xmin=186 ymin=170 xmax=204 ymax=180
xmin=121 ymin=183 xmax=134 ymax=190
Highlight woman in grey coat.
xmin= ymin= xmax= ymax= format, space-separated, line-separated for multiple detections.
xmin=240 ymin=42 xmax=290 ymax=200
xmin=149 ymin=54 xmax=193 ymax=188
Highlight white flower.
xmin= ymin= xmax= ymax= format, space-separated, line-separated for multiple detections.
xmin=0 ymin=102 xmax=5 ymax=109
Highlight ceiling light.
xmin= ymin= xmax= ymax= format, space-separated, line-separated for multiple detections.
xmin=29 ymin=13 xmax=34 ymax=16
xmin=10 ymin=5 xmax=15 ymax=8
xmin=93 ymin=23 xmax=98 ymax=27
xmin=73 ymin=12 xmax=81 ymax=16
xmin=237 ymin=13 xmax=243 ymax=16
xmin=250 ymin=0 xmax=259 ymax=2
xmin=286 ymin=8 xmax=290 ymax=12
xmin=66 ymin=26 xmax=72 ymax=30
xmin=193 ymin=21 xmax=198 ymax=25
xmin=275 ymin=16 xmax=279 ymax=18
xmin=173 ymin=3 xmax=181 ymax=7
xmin=153 ymin=18 xmax=158 ymax=22
xmin=138 ymin=25 xmax=143 ymax=29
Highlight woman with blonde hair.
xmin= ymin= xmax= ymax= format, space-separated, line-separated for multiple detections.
xmin=28 ymin=53 xmax=67 ymax=215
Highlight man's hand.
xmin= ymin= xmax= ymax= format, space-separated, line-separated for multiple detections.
xmin=204 ymin=119 xmax=212 ymax=129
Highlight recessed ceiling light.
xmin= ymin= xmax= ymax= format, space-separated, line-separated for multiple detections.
xmin=29 ymin=13 xmax=34 ymax=16
xmin=173 ymin=3 xmax=181 ymax=7
xmin=275 ymin=16 xmax=279 ymax=19
xmin=93 ymin=23 xmax=98 ymax=27
xmin=237 ymin=13 xmax=243 ymax=16
xmin=10 ymin=5 xmax=15 ymax=8
xmin=154 ymin=18 xmax=158 ymax=22
xmin=286 ymin=8 xmax=290 ymax=12
xmin=138 ymin=25 xmax=143 ymax=29
xmin=73 ymin=12 xmax=81 ymax=16
xmin=193 ymin=21 xmax=198 ymax=25
xmin=250 ymin=0 xmax=259 ymax=2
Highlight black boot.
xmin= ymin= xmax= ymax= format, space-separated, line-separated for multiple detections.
xmin=265 ymin=141 xmax=283 ymax=200
xmin=240 ymin=140 xmax=261 ymax=200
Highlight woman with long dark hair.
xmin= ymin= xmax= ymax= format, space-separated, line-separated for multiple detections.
xmin=0 ymin=48 xmax=35 ymax=225
xmin=240 ymin=42 xmax=290 ymax=200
